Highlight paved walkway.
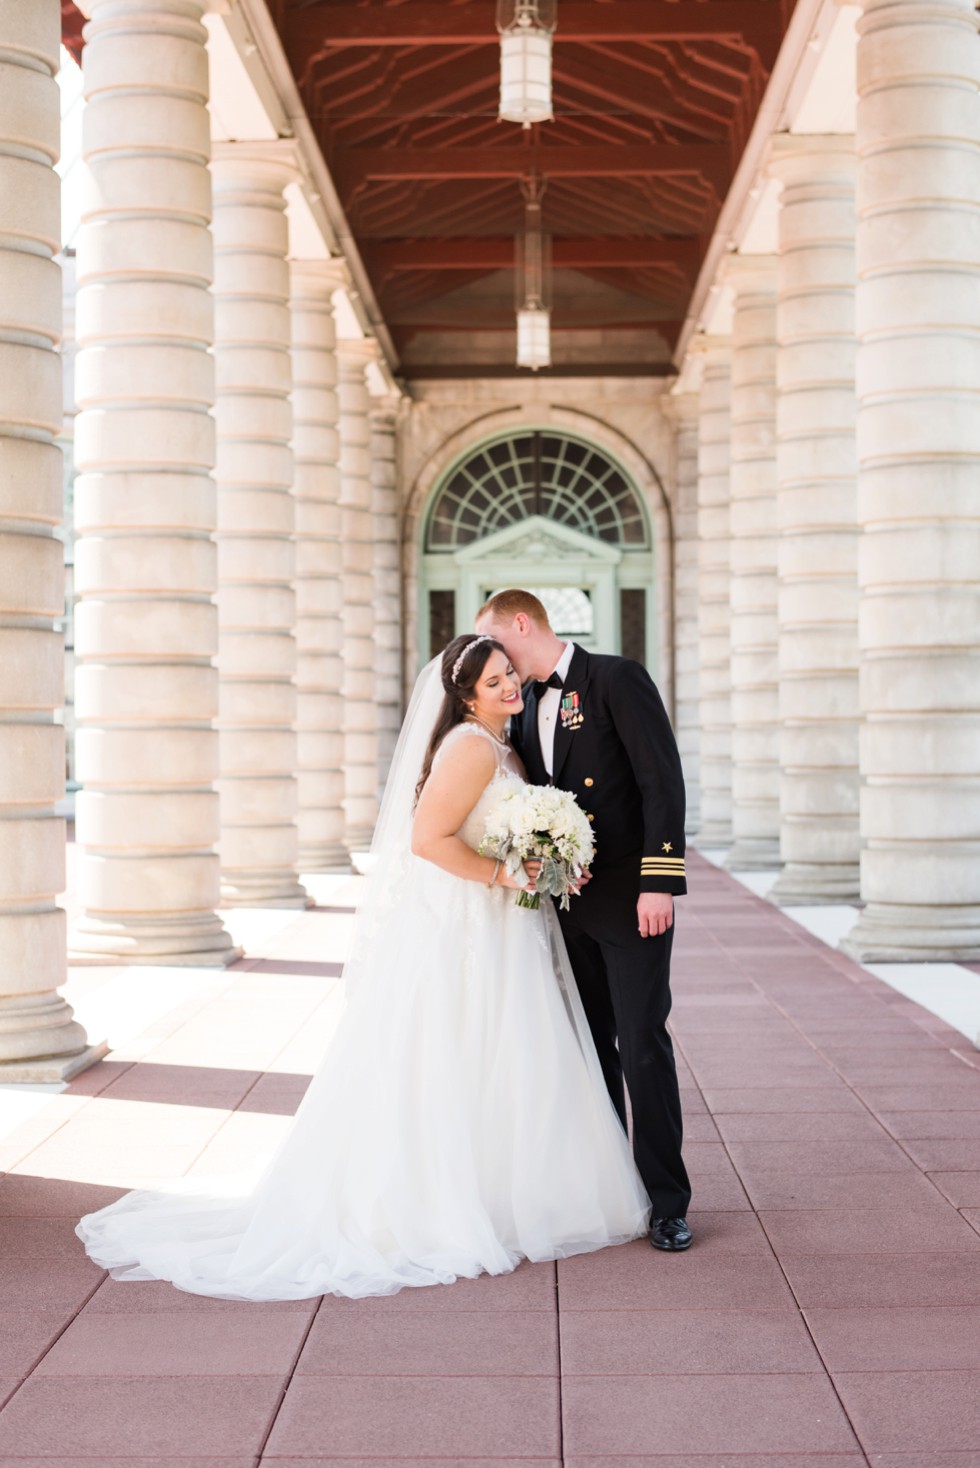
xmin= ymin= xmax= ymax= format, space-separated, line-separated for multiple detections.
xmin=1 ymin=852 xmax=979 ymax=1465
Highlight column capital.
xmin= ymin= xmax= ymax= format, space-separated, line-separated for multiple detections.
xmin=767 ymin=133 xmax=856 ymax=187
xmin=211 ymin=139 xmax=302 ymax=196
xmin=337 ymin=336 xmax=381 ymax=371
xmin=688 ymin=332 xmax=732 ymax=358
xmin=857 ymin=0 xmax=978 ymax=40
xmin=688 ymin=335 xmax=732 ymax=383
xmin=289 ymin=257 xmax=351 ymax=297
xmin=720 ymin=252 xmax=778 ymax=296
xmin=80 ymin=0 xmax=209 ymax=37
xmin=369 ymin=392 xmax=404 ymax=428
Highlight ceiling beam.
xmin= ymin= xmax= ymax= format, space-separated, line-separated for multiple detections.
xmin=380 ymin=311 xmax=687 ymax=327
xmin=401 ymin=363 xmax=676 ymax=380
xmin=337 ymin=144 xmax=730 ymax=194
xmin=286 ymin=2 xmax=777 ymax=50
xmin=363 ymin=237 xmax=701 ymax=276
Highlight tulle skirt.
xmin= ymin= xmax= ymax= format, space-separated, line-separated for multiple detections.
xmin=76 ymin=860 xmax=650 ymax=1300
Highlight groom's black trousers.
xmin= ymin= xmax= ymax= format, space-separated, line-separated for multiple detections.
xmin=558 ymin=868 xmax=691 ymax=1219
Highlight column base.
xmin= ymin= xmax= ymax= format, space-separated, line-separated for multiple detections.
xmin=69 ymin=913 xmax=242 ymax=967
xmin=220 ymin=874 xmax=312 ymax=910
xmin=769 ymin=863 xmax=860 ymax=907
xmin=345 ymin=828 xmax=376 ymax=856
xmin=0 ymin=1041 xmax=110 ymax=1085
xmin=0 ymin=993 xmax=109 ymax=1083
xmin=841 ymin=903 xmax=980 ymax=963
xmin=725 ymin=839 xmax=782 ymax=872
xmin=298 ymin=842 xmax=352 ymax=873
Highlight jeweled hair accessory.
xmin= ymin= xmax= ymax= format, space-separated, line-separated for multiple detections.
xmin=451 ymin=634 xmax=493 ymax=685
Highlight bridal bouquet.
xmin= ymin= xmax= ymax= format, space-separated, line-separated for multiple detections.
xmin=479 ymin=783 xmax=595 ymax=911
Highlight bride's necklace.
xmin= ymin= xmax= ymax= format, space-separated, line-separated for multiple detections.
xmin=465 ymin=714 xmax=508 ymax=746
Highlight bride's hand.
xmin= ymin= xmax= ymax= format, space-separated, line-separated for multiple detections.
xmin=497 ymin=862 xmax=538 ymax=893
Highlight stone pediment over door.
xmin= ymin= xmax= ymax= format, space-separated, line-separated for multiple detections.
xmin=454 ymin=515 xmax=623 ymax=570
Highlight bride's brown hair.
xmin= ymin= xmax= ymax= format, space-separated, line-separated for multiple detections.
xmin=414 ymin=634 xmax=507 ymax=805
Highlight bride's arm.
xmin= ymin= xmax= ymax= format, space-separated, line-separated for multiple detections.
xmin=411 ymin=737 xmax=528 ymax=889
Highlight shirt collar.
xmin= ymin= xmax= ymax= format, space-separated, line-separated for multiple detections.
xmin=549 ymin=641 xmax=576 ymax=683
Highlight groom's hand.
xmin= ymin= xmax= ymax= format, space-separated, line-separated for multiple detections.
xmin=638 ymin=892 xmax=673 ymax=938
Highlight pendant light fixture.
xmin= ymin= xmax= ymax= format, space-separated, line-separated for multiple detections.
xmin=497 ymin=0 xmax=557 ymax=127
xmin=516 ymin=173 xmax=552 ymax=370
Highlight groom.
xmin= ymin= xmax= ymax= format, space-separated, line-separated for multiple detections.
xmin=475 ymin=589 xmax=692 ymax=1250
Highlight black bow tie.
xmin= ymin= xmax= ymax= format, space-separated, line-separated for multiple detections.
xmin=532 ymin=672 xmax=564 ymax=698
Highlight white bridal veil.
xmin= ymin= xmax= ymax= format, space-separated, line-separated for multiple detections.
xmin=341 ymin=655 xmax=444 ymax=996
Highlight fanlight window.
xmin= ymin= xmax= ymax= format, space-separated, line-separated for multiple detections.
xmin=426 ymin=432 xmax=648 ymax=551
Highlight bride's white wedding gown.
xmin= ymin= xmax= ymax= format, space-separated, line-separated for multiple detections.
xmin=76 ymin=723 xmax=650 ymax=1300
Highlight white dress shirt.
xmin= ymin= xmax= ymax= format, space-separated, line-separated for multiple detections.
xmin=537 ymin=640 xmax=576 ymax=777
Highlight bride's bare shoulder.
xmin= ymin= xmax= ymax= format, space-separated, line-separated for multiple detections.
xmin=432 ymin=723 xmax=498 ymax=772
xmin=417 ymin=726 xmax=498 ymax=823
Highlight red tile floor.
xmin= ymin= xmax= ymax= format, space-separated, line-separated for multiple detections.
xmin=1 ymin=851 xmax=980 ymax=1465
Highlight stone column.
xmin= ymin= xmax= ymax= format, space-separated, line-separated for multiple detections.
xmin=695 ymin=341 xmax=734 ymax=845
xmin=725 ymin=257 xmax=781 ymax=870
xmin=71 ymin=0 xmax=238 ymax=966
xmin=290 ymin=260 xmax=349 ymax=872
xmin=337 ymin=338 xmax=380 ymax=854
xmin=212 ymin=145 xmax=308 ymax=907
xmin=667 ymin=394 xmax=701 ymax=834
xmin=768 ymin=137 xmax=861 ymax=906
xmin=370 ymin=397 xmax=403 ymax=794
xmin=0 ymin=0 xmax=101 ymax=1078
xmin=843 ymin=0 xmax=980 ymax=961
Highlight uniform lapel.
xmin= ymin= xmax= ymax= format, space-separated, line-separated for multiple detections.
xmin=519 ymin=683 xmax=548 ymax=785
xmin=551 ymin=644 xmax=591 ymax=787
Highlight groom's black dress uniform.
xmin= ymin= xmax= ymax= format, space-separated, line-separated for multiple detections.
xmin=513 ymin=645 xmax=691 ymax=1218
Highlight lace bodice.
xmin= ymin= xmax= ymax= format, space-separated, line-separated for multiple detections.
xmin=432 ymin=723 xmax=526 ymax=852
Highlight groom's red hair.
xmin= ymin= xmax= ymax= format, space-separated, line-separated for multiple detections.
xmin=478 ymin=588 xmax=552 ymax=630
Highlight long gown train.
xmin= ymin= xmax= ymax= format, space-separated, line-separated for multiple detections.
xmin=76 ymin=723 xmax=650 ymax=1300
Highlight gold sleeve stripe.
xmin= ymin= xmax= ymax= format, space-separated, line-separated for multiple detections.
xmin=641 ymin=861 xmax=686 ymax=871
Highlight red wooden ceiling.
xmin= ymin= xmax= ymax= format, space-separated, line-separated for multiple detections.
xmin=275 ymin=0 xmax=794 ymax=378
xmin=63 ymin=0 xmax=796 ymax=378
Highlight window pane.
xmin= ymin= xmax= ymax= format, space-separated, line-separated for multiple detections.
xmin=426 ymin=431 xmax=649 ymax=551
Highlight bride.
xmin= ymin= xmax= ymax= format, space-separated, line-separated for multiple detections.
xmin=76 ymin=634 xmax=651 ymax=1300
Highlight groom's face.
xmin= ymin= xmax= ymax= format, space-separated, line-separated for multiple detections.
xmin=475 ymin=613 xmax=532 ymax=684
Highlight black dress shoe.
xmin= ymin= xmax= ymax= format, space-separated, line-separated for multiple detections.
xmin=650 ymin=1216 xmax=693 ymax=1251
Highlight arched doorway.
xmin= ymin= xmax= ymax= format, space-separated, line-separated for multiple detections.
xmin=420 ymin=429 xmax=656 ymax=668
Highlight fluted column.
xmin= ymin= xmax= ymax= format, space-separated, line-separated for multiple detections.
xmin=0 ymin=0 xmax=102 ymax=1077
xmin=695 ymin=341 xmax=734 ymax=845
xmin=337 ymin=339 xmax=380 ymax=854
xmin=843 ymin=0 xmax=980 ymax=960
xmin=71 ymin=0 xmax=237 ymax=966
xmin=212 ymin=145 xmax=308 ymax=907
xmin=370 ymin=397 xmax=403 ymax=795
xmin=290 ymin=260 xmax=349 ymax=872
xmin=769 ymin=137 xmax=860 ymax=906
xmin=725 ymin=257 xmax=781 ymax=870
xmin=667 ymin=394 xmax=701 ymax=834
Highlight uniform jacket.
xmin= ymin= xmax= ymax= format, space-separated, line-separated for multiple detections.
xmin=512 ymin=645 xmax=688 ymax=897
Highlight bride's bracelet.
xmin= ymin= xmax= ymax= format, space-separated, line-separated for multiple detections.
xmin=487 ymin=859 xmax=501 ymax=889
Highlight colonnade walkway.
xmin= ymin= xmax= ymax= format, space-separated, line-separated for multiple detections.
xmin=1 ymin=852 xmax=979 ymax=1463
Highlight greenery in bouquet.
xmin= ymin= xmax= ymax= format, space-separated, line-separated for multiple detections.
xmin=479 ymin=783 xmax=595 ymax=910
